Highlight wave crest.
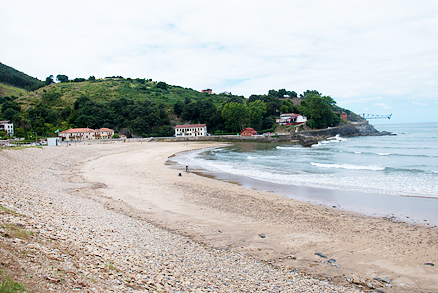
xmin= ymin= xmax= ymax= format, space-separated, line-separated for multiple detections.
xmin=310 ymin=162 xmax=385 ymax=171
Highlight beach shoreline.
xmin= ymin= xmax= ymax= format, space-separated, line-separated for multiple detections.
xmin=168 ymin=152 xmax=438 ymax=226
xmin=1 ymin=141 xmax=437 ymax=292
xmin=81 ymin=141 xmax=437 ymax=292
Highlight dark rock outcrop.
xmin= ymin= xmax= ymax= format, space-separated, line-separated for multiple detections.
xmin=298 ymin=134 xmax=318 ymax=147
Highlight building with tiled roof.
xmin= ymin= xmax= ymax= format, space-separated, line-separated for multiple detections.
xmin=174 ymin=124 xmax=207 ymax=137
xmin=278 ymin=113 xmax=307 ymax=126
xmin=58 ymin=128 xmax=114 ymax=141
xmin=240 ymin=127 xmax=257 ymax=136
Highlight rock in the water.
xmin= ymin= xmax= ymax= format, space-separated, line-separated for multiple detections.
xmin=314 ymin=252 xmax=327 ymax=258
xmin=298 ymin=135 xmax=318 ymax=147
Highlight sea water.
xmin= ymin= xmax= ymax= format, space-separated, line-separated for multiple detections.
xmin=170 ymin=122 xmax=438 ymax=224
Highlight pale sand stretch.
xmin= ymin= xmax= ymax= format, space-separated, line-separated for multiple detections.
xmin=1 ymin=142 xmax=437 ymax=292
xmin=81 ymin=141 xmax=437 ymax=292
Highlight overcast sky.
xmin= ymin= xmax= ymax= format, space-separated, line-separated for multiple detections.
xmin=1 ymin=1 xmax=437 ymax=123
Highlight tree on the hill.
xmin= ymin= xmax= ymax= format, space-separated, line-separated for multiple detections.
xmin=156 ymin=81 xmax=168 ymax=91
xmin=299 ymin=90 xmax=321 ymax=98
xmin=56 ymin=75 xmax=69 ymax=83
xmin=248 ymin=100 xmax=267 ymax=130
xmin=299 ymin=94 xmax=340 ymax=129
xmin=45 ymin=75 xmax=54 ymax=85
xmin=221 ymin=102 xmax=248 ymax=132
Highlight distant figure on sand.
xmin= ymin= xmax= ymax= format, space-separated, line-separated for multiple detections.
xmin=186 ymin=166 xmax=189 ymax=172
xmin=178 ymin=173 xmax=182 ymax=176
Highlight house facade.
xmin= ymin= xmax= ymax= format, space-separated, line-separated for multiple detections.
xmin=174 ymin=124 xmax=207 ymax=137
xmin=278 ymin=113 xmax=307 ymax=125
xmin=240 ymin=127 xmax=257 ymax=136
xmin=58 ymin=128 xmax=114 ymax=141
xmin=0 ymin=120 xmax=14 ymax=136
xmin=340 ymin=112 xmax=347 ymax=122
xmin=201 ymin=89 xmax=212 ymax=94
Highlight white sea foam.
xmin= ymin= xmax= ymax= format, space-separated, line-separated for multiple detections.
xmin=247 ymin=156 xmax=257 ymax=159
xmin=354 ymin=151 xmax=362 ymax=154
xmin=310 ymin=162 xmax=385 ymax=171
xmin=377 ymin=153 xmax=391 ymax=156
xmin=276 ymin=146 xmax=298 ymax=150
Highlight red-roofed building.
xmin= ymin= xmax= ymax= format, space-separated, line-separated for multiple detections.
xmin=201 ymin=89 xmax=212 ymax=94
xmin=278 ymin=113 xmax=307 ymax=125
xmin=174 ymin=124 xmax=207 ymax=137
xmin=58 ymin=128 xmax=114 ymax=141
xmin=240 ymin=128 xmax=257 ymax=136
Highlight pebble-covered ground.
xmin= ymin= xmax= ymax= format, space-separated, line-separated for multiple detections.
xmin=0 ymin=145 xmax=363 ymax=292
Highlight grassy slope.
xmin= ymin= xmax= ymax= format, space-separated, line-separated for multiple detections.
xmin=0 ymin=83 xmax=27 ymax=98
xmin=14 ymin=78 xmax=233 ymax=111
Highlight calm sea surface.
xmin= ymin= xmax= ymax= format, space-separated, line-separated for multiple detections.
xmin=170 ymin=122 xmax=438 ymax=224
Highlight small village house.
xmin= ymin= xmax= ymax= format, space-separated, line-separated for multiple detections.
xmin=58 ymin=128 xmax=114 ymax=141
xmin=240 ymin=127 xmax=257 ymax=136
xmin=340 ymin=112 xmax=348 ymax=122
xmin=278 ymin=113 xmax=307 ymax=126
xmin=201 ymin=89 xmax=212 ymax=94
xmin=174 ymin=124 xmax=207 ymax=137
xmin=0 ymin=120 xmax=14 ymax=136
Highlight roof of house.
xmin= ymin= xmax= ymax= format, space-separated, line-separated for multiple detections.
xmin=59 ymin=128 xmax=97 ymax=134
xmin=175 ymin=124 xmax=207 ymax=129
xmin=280 ymin=113 xmax=301 ymax=117
xmin=59 ymin=127 xmax=114 ymax=134
xmin=241 ymin=127 xmax=257 ymax=133
xmin=97 ymin=128 xmax=114 ymax=132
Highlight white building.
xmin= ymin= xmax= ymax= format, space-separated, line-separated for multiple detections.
xmin=175 ymin=124 xmax=207 ymax=137
xmin=278 ymin=113 xmax=307 ymax=125
xmin=0 ymin=120 xmax=14 ymax=136
xmin=58 ymin=127 xmax=114 ymax=141
xmin=47 ymin=137 xmax=61 ymax=146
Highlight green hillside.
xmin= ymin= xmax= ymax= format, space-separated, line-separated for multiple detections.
xmin=0 ymin=62 xmax=44 ymax=90
xmin=17 ymin=77 xmax=236 ymax=110
xmin=0 ymin=62 xmax=362 ymax=140
xmin=0 ymin=82 xmax=27 ymax=98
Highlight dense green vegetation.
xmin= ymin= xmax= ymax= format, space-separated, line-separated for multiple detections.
xmin=0 ymin=63 xmax=359 ymax=139
xmin=0 ymin=62 xmax=44 ymax=91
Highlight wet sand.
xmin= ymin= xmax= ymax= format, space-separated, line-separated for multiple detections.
xmin=81 ymin=141 xmax=438 ymax=292
xmin=171 ymin=163 xmax=438 ymax=226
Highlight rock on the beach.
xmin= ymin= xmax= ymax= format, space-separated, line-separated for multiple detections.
xmin=315 ymin=252 xmax=327 ymax=258
xmin=424 ymin=262 xmax=434 ymax=266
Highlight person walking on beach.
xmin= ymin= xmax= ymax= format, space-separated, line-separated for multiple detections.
xmin=186 ymin=166 xmax=189 ymax=172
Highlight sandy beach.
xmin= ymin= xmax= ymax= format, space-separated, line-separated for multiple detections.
xmin=1 ymin=141 xmax=437 ymax=292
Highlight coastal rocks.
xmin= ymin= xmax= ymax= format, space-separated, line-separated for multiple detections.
xmin=297 ymin=122 xmax=391 ymax=139
xmin=424 ymin=262 xmax=435 ymax=266
xmin=298 ymin=134 xmax=318 ymax=147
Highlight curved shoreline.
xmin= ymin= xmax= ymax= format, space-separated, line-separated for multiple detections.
xmin=80 ymin=141 xmax=438 ymax=292
xmin=168 ymin=144 xmax=438 ymax=226
xmin=2 ymin=141 xmax=436 ymax=292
